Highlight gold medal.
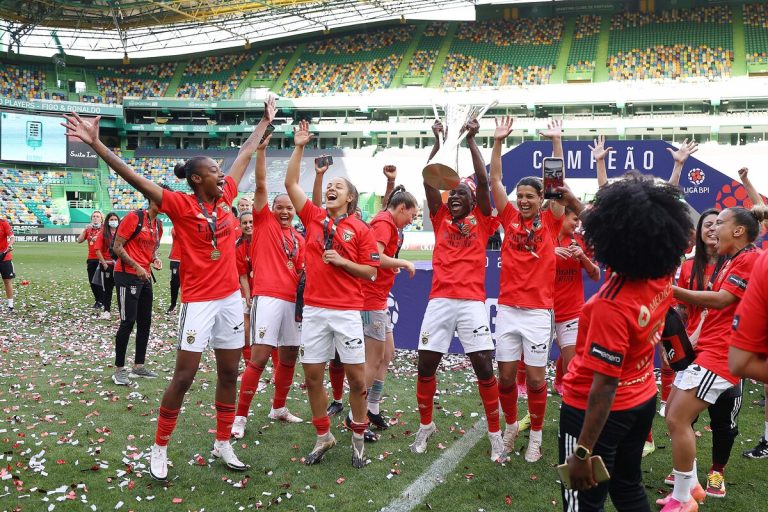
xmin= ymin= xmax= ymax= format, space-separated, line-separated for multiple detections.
xmin=287 ymin=260 xmax=294 ymax=270
xmin=211 ymin=249 xmax=221 ymax=260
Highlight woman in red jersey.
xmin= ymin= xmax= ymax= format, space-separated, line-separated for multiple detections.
xmin=232 ymin=135 xmax=307 ymax=438
xmin=63 ymin=95 xmax=275 ymax=481
xmin=77 ymin=210 xmax=104 ymax=309
xmin=490 ymin=117 xmax=582 ymax=463
xmin=284 ymin=120 xmax=379 ymax=469
xmin=235 ymin=211 xmax=254 ymax=361
xmin=0 ymin=214 xmax=14 ymax=312
xmin=167 ymin=227 xmax=181 ymax=313
xmin=661 ymin=206 xmax=767 ymax=512
xmin=95 ymin=212 xmax=120 ymax=319
xmin=560 ymin=173 xmax=691 ymax=512
xmin=411 ymin=118 xmax=504 ymax=462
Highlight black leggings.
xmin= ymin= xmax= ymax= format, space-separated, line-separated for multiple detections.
xmin=86 ymin=259 xmax=103 ymax=304
xmin=169 ymin=261 xmax=180 ymax=309
xmin=114 ymin=272 xmax=153 ymax=367
xmin=701 ymin=381 xmax=743 ymax=468
xmin=102 ymin=266 xmax=115 ymax=312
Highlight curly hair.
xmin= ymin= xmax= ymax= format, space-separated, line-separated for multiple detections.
xmin=581 ymin=174 xmax=692 ymax=279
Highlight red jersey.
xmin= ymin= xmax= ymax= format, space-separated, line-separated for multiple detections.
xmin=363 ymin=210 xmax=401 ymax=310
xmin=298 ymin=200 xmax=380 ymax=310
xmin=695 ymin=245 xmax=761 ymax=384
xmin=498 ymin=204 xmax=562 ymax=309
xmin=430 ymin=204 xmax=499 ymax=301
xmin=159 ymin=176 xmax=239 ymax=302
xmin=84 ymin=226 xmax=101 ymax=260
xmin=235 ymin=236 xmax=254 ymax=295
xmin=676 ymin=259 xmax=716 ymax=335
xmin=98 ymin=229 xmax=117 ymax=267
xmin=731 ymin=249 xmax=768 ymax=357
xmin=169 ymin=228 xmax=181 ymax=261
xmin=0 ymin=219 xmax=12 ymax=262
xmin=563 ymin=275 xmax=672 ymax=411
xmin=114 ymin=210 xmax=162 ymax=275
xmin=554 ymin=234 xmax=587 ymax=322
xmin=251 ymin=204 xmax=305 ymax=303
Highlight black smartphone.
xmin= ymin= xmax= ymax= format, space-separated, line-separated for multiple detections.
xmin=314 ymin=155 xmax=333 ymax=168
xmin=260 ymin=123 xmax=275 ymax=144
xmin=325 ymin=155 xmax=334 ymax=165
xmin=543 ymin=157 xmax=565 ymax=199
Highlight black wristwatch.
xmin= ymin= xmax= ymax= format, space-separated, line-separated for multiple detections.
xmin=574 ymin=444 xmax=591 ymax=461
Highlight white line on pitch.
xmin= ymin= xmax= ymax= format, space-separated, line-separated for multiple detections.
xmin=381 ymin=419 xmax=486 ymax=512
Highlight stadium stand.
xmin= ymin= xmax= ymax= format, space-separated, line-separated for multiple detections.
xmin=176 ymin=51 xmax=260 ymax=100
xmin=441 ymin=18 xmax=563 ymax=88
xmin=607 ymin=6 xmax=733 ymax=81
xmin=405 ymin=22 xmax=448 ymax=78
xmin=107 ymin=156 xmax=187 ymax=210
xmin=0 ymin=64 xmax=47 ymax=100
xmin=280 ymin=26 xmax=414 ymax=96
xmin=0 ymin=168 xmax=69 ymax=225
xmin=93 ymin=62 xmax=176 ymax=103
xmin=744 ymin=3 xmax=768 ymax=66
xmin=567 ymin=15 xmax=601 ymax=76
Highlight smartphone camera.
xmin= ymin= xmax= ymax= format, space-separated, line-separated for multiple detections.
xmin=315 ymin=155 xmax=334 ymax=168
xmin=543 ymin=157 xmax=565 ymax=200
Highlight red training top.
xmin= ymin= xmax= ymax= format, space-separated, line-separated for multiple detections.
xmin=676 ymin=258 xmax=716 ymax=335
xmin=251 ymin=204 xmax=305 ymax=303
xmin=98 ymin=228 xmax=117 ymax=267
xmin=363 ymin=210 xmax=401 ymax=310
xmin=430 ymin=204 xmax=499 ymax=302
xmin=298 ymin=200 xmax=379 ymax=310
xmin=114 ymin=210 xmax=162 ymax=275
xmin=498 ymin=204 xmax=562 ymax=309
xmin=84 ymin=226 xmax=101 ymax=260
xmin=694 ymin=245 xmax=761 ymax=384
xmin=563 ymin=274 xmax=673 ymax=411
xmin=159 ymin=176 xmax=239 ymax=302
xmin=730 ymin=249 xmax=768 ymax=357
xmin=554 ymin=234 xmax=588 ymax=322
xmin=168 ymin=228 xmax=181 ymax=261
xmin=0 ymin=219 xmax=12 ymax=262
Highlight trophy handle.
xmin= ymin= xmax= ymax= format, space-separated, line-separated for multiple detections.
xmin=431 ymin=103 xmax=443 ymax=148
xmin=452 ymin=100 xmax=499 ymax=147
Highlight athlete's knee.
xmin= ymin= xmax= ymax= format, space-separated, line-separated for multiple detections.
xmin=169 ymin=372 xmax=195 ymax=394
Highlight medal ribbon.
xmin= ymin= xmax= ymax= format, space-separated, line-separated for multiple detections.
xmin=282 ymin=228 xmax=298 ymax=263
xmin=322 ymin=213 xmax=348 ymax=250
xmin=518 ymin=210 xmax=541 ymax=258
xmin=196 ymin=196 xmax=219 ymax=252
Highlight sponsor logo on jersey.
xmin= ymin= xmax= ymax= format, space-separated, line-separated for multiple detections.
xmin=589 ymin=342 xmax=623 ymax=367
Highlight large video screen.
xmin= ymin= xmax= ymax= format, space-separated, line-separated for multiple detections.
xmin=0 ymin=111 xmax=68 ymax=164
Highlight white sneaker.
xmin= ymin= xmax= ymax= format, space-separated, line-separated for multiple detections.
xmin=268 ymin=407 xmax=303 ymax=423
xmin=100 ymin=311 xmax=111 ymax=320
xmin=231 ymin=416 xmax=247 ymax=439
xmin=305 ymin=432 xmax=337 ymax=465
xmin=488 ymin=431 xmax=509 ymax=463
xmin=409 ymin=422 xmax=437 ymax=454
xmin=524 ymin=437 xmax=542 ymax=463
xmin=658 ymin=401 xmax=666 ymax=418
xmin=502 ymin=422 xmax=520 ymax=453
xmin=149 ymin=444 xmax=168 ymax=480
xmin=211 ymin=440 xmax=247 ymax=471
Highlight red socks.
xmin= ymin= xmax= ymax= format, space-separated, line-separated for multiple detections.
xmin=155 ymin=406 xmax=179 ymax=446
xmin=661 ymin=366 xmax=674 ymax=403
xmin=272 ymin=360 xmax=296 ymax=409
xmin=554 ymin=356 xmax=564 ymax=387
xmin=498 ymin=383 xmax=518 ymax=425
xmin=527 ymin=382 xmax=547 ymax=432
xmin=242 ymin=344 xmax=251 ymax=362
xmin=646 ymin=430 xmax=654 ymax=443
xmin=271 ymin=348 xmax=280 ymax=368
xmin=312 ymin=415 xmax=331 ymax=436
xmin=329 ymin=361 xmax=345 ymax=402
xmin=416 ymin=375 xmax=437 ymax=426
xmin=350 ymin=420 xmax=368 ymax=436
xmin=236 ymin=361 xmax=265 ymax=417
xmin=477 ymin=376 xmax=501 ymax=433
xmin=215 ymin=401 xmax=235 ymax=441
xmin=516 ymin=360 xmax=527 ymax=387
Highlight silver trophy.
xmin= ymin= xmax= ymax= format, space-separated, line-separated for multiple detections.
xmin=423 ymin=100 xmax=498 ymax=190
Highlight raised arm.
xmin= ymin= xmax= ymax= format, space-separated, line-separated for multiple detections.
xmin=491 ymin=116 xmax=514 ymax=213
xmin=253 ymin=135 xmax=272 ymax=212
xmin=284 ymin=120 xmax=313 ymax=214
xmin=738 ymin=167 xmax=764 ymax=206
xmin=589 ymin=136 xmax=613 ymax=188
xmin=381 ymin=165 xmax=397 ymax=208
xmin=311 ymin=156 xmax=329 ymax=207
xmin=666 ymin=138 xmax=698 ymax=187
xmin=424 ymin=120 xmax=445 ymax=217
xmin=540 ymin=119 xmax=568 ymax=217
xmin=63 ymin=113 xmax=163 ymax=205
xmin=77 ymin=228 xmax=88 ymax=243
xmin=228 ymin=94 xmax=277 ymax=186
xmin=465 ymin=119 xmax=491 ymax=216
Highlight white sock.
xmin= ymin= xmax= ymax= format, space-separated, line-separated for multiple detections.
xmin=671 ymin=468 xmax=695 ymax=503
xmin=529 ymin=429 xmax=542 ymax=444
xmin=693 ymin=459 xmax=699 ymax=485
xmin=506 ymin=421 xmax=519 ymax=433
xmin=368 ymin=401 xmax=380 ymax=415
xmin=763 ymin=421 xmax=768 ymax=440
xmin=7 ymin=298 xmax=13 ymax=308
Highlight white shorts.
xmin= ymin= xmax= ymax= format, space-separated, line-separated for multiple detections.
xmin=418 ymin=298 xmax=494 ymax=354
xmin=555 ymin=317 xmax=580 ymax=349
xmin=495 ymin=305 xmax=554 ymax=366
xmin=674 ymin=363 xmax=735 ymax=405
xmin=242 ymin=297 xmax=251 ymax=315
xmin=177 ymin=290 xmax=245 ymax=352
xmin=363 ymin=309 xmax=393 ymax=342
xmin=251 ymin=296 xmax=301 ymax=348
xmin=300 ymin=306 xmax=365 ymax=364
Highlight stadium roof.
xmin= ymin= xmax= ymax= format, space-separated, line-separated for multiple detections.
xmin=0 ymin=0 xmax=494 ymax=58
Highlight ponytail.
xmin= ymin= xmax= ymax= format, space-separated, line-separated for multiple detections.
xmin=173 ymin=156 xmax=208 ymax=189
xmin=386 ymin=185 xmax=418 ymax=210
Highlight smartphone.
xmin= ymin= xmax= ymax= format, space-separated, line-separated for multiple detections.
xmin=543 ymin=157 xmax=564 ymax=199
xmin=26 ymin=121 xmax=43 ymax=149
xmin=314 ymin=155 xmax=333 ymax=168
xmin=556 ymin=455 xmax=610 ymax=490
xmin=260 ymin=123 xmax=275 ymax=144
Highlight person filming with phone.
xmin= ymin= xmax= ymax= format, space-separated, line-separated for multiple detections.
xmin=558 ymin=171 xmax=691 ymax=512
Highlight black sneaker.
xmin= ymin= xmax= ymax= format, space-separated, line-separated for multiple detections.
xmin=326 ymin=400 xmax=344 ymax=417
xmin=367 ymin=410 xmax=389 ymax=430
xmin=166 ymin=306 xmax=176 ymax=314
xmin=93 ymin=301 xmax=103 ymax=309
xmin=743 ymin=437 xmax=768 ymax=459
